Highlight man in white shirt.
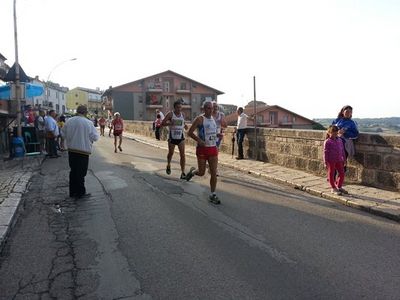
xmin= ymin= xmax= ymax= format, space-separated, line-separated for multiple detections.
xmin=44 ymin=110 xmax=59 ymax=158
xmin=235 ymin=107 xmax=249 ymax=160
xmin=62 ymin=105 xmax=99 ymax=199
xmin=155 ymin=109 xmax=165 ymax=120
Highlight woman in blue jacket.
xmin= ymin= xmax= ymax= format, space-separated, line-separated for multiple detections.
xmin=332 ymin=105 xmax=359 ymax=159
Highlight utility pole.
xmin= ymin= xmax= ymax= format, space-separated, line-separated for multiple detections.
xmin=13 ymin=0 xmax=22 ymax=137
xmin=253 ymin=76 xmax=257 ymax=160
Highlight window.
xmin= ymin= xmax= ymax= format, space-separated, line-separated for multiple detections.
xmin=180 ymin=82 xmax=187 ymax=90
xmin=138 ymin=95 xmax=143 ymax=103
xmin=269 ymin=111 xmax=277 ymax=124
xmin=164 ymin=81 xmax=170 ymax=92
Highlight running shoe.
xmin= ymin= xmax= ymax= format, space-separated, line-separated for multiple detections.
xmin=180 ymin=173 xmax=186 ymax=180
xmin=185 ymin=167 xmax=196 ymax=181
xmin=209 ymin=194 xmax=221 ymax=204
xmin=338 ymin=187 xmax=349 ymax=194
xmin=166 ymin=165 xmax=171 ymax=175
xmin=118 ymin=146 xmax=122 ymax=152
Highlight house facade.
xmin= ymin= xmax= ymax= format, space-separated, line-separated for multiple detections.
xmin=31 ymin=77 xmax=68 ymax=115
xmin=66 ymin=87 xmax=103 ymax=114
xmin=105 ymin=70 xmax=224 ymax=121
xmin=224 ymin=102 xmax=317 ymax=129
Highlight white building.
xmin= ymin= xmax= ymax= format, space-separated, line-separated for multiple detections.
xmin=31 ymin=77 xmax=69 ymax=114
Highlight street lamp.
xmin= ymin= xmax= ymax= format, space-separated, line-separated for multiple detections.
xmin=45 ymin=58 xmax=77 ymax=113
xmin=13 ymin=0 xmax=22 ymax=137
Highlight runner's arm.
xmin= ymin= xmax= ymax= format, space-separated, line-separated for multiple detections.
xmin=188 ymin=117 xmax=205 ymax=147
xmin=161 ymin=112 xmax=172 ymax=127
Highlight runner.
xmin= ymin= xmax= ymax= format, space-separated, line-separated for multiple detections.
xmin=98 ymin=116 xmax=106 ymax=136
xmin=186 ymin=100 xmax=221 ymax=204
xmin=212 ymin=101 xmax=227 ymax=148
xmin=161 ymin=100 xmax=188 ymax=179
xmin=112 ymin=112 xmax=124 ymax=153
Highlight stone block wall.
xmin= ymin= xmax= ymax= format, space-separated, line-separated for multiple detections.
xmin=124 ymin=121 xmax=400 ymax=192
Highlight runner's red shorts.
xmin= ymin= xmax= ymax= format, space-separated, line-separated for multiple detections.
xmin=196 ymin=146 xmax=218 ymax=160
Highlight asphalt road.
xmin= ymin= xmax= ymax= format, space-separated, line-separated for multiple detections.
xmin=1 ymin=135 xmax=399 ymax=299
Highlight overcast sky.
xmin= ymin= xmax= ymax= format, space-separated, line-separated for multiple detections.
xmin=1 ymin=0 xmax=400 ymax=119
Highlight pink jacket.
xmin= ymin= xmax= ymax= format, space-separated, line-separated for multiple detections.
xmin=323 ymin=137 xmax=346 ymax=164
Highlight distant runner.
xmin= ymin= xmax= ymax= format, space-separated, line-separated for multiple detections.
xmin=112 ymin=112 xmax=124 ymax=153
xmin=161 ymin=100 xmax=188 ymax=179
xmin=186 ymin=100 xmax=220 ymax=204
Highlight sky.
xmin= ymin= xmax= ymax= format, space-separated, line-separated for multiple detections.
xmin=1 ymin=0 xmax=400 ymax=119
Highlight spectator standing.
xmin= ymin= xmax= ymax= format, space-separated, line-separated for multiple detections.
xmin=44 ymin=110 xmax=59 ymax=158
xmin=57 ymin=115 xmax=66 ymax=151
xmin=35 ymin=110 xmax=46 ymax=154
xmin=62 ymin=105 xmax=99 ymax=199
xmin=156 ymin=109 xmax=165 ymax=120
xmin=323 ymin=125 xmax=347 ymax=195
xmin=154 ymin=114 xmax=162 ymax=140
xmin=332 ymin=105 xmax=359 ymax=160
xmin=234 ymin=107 xmax=251 ymax=160
xmin=112 ymin=112 xmax=124 ymax=153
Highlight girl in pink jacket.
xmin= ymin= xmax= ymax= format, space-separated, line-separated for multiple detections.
xmin=323 ymin=125 xmax=347 ymax=195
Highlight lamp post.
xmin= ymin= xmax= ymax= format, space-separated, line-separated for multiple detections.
xmin=13 ymin=0 xmax=22 ymax=137
xmin=45 ymin=58 xmax=77 ymax=114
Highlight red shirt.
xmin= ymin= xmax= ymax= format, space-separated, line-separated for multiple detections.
xmin=112 ymin=118 xmax=124 ymax=133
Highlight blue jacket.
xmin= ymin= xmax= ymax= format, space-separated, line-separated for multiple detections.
xmin=332 ymin=118 xmax=359 ymax=139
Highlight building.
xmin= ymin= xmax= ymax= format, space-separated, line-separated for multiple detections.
xmin=66 ymin=87 xmax=103 ymax=114
xmin=224 ymin=101 xmax=317 ymax=129
xmin=219 ymin=104 xmax=237 ymax=116
xmin=105 ymin=70 xmax=224 ymax=121
xmin=0 ymin=52 xmax=11 ymax=157
xmin=31 ymin=77 xmax=68 ymax=115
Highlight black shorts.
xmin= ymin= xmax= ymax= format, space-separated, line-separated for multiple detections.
xmin=168 ymin=138 xmax=185 ymax=145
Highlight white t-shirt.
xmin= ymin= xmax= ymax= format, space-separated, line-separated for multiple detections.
xmin=237 ymin=113 xmax=248 ymax=129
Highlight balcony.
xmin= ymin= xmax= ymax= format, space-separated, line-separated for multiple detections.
xmin=176 ymin=89 xmax=191 ymax=94
xmin=147 ymin=83 xmax=163 ymax=93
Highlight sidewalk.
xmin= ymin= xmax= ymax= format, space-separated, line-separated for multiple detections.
xmin=123 ymin=132 xmax=400 ymax=223
xmin=0 ymin=155 xmax=44 ymax=252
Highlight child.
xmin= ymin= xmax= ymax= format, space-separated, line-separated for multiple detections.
xmin=323 ymin=125 xmax=347 ymax=195
xmin=154 ymin=114 xmax=162 ymax=140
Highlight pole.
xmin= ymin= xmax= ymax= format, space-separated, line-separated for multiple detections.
xmin=253 ymin=76 xmax=257 ymax=160
xmin=13 ymin=0 xmax=22 ymax=137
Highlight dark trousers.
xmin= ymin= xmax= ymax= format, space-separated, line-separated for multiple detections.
xmin=155 ymin=127 xmax=161 ymax=140
xmin=68 ymin=151 xmax=89 ymax=197
xmin=236 ymin=129 xmax=246 ymax=158
xmin=48 ymin=137 xmax=58 ymax=156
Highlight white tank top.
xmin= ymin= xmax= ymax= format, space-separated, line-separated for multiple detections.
xmin=169 ymin=112 xmax=185 ymax=139
xmin=213 ymin=112 xmax=224 ymax=133
xmin=198 ymin=115 xmax=217 ymax=147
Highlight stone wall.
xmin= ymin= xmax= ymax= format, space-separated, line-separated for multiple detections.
xmin=124 ymin=121 xmax=400 ymax=192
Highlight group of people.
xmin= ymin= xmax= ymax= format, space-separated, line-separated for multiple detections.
xmin=323 ymin=105 xmax=359 ymax=195
xmin=59 ymin=101 xmax=358 ymax=204
xmin=156 ymin=99 xmax=227 ymax=204
xmin=33 ymin=109 xmax=66 ymax=158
